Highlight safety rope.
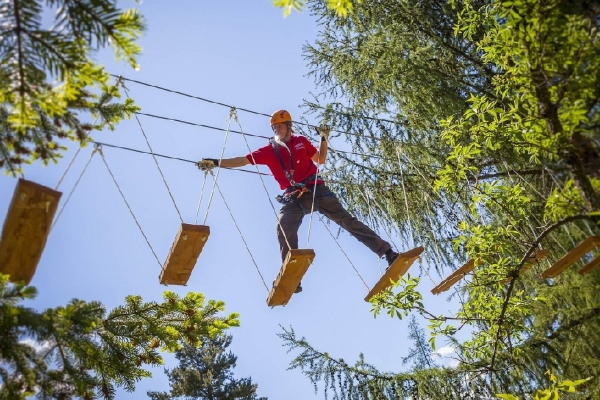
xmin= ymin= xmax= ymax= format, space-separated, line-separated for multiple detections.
xmin=194 ymin=171 xmax=210 ymax=225
xmin=202 ymin=107 xmax=235 ymax=225
xmin=305 ymin=128 xmax=324 ymax=247
xmin=117 ymin=77 xmax=184 ymax=224
xmin=229 ymin=109 xmax=293 ymax=252
xmin=205 ymin=170 xmax=270 ymax=292
xmin=396 ymin=147 xmax=415 ymax=249
xmin=55 ymin=146 xmax=82 ymax=190
xmin=49 ymin=147 xmax=97 ymax=233
xmin=393 ymin=154 xmax=460 ymax=288
xmin=317 ymin=214 xmax=370 ymax=291
xmin=98 ymin=145 xmax=163 ymax=269
xmin=359 ymin=187 xmax=393 ymax=276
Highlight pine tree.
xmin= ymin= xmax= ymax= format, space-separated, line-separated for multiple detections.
xmin=148 ymin=334 xmax=266 ymax=400
xmin=401 ymin=316 xmax=437 ymax=371
xmin=0 ymin=274 xmax=240 ymax=399
xmin=277 ymin=0 xmax=600 ymax=397
xmin=0 ymin=0 xmax=145 ymax=175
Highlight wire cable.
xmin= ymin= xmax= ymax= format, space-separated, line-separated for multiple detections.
xmin=230 ymin=110 xmax=293 ymax=253
xmin=205 ymin=170 xmax=270 ymax=292
xmin=55 ymin=146 xmax=82 ymax=190
xmin=318 ymin=215 xmax=370 ymax=291
xmin=118 ymin=77 xmax=184 ymax=223
xmin=112 ymin=75 xmax=418 ymax=141
xmin=90 ymin=141 xmax=270 ymax=176
xmin=135 ymin=111 xmax=271 ymax=139
xmin=203 ymin=108 xmax=234 ymax=225
xmin=98 ymin=145 xmax=163 ymax=269
xmin=50 ymin=147 xmax=97 ymax=233
xmin=135 ymin=110 xmax=380 ymax=161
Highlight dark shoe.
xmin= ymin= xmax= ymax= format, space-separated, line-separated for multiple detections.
xmin=294 ymin=282 xmax=303 ymax=294
xmin=384 ymin=249 xmax=399 ymax=269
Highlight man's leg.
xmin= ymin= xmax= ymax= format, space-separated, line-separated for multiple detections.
xmin=276 ymin=202 xmax=305 ymax=293
xmin=276 ymin=202 xmax=304 ymax=262
xmin=315 ymin=185 xmax=392 ymax=257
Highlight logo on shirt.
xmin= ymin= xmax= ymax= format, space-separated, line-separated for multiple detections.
xmin=294 ymin=143 xmax=305 ymax=150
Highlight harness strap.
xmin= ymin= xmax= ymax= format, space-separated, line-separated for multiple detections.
xmin=269 ymin=139 xmax=295 ymax=185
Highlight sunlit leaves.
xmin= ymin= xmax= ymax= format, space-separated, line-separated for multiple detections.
xmin=0 ymin=0 xmax=145 ymax=174
xmin=497 ymin=373 xmax=591 ymax=400
xmin=272 ymin=0 xmax=359 ymax=18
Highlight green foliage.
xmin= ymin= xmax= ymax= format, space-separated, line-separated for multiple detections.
xmin=0 ymin=84 xmax=139 ymax=175
xmin=281 ymin=0 xmax=600 ymax=397
xmin=401 ymin=315 xmax=437 ymax=370
xmin=545 ymin=179 xmax=600 ymax=222
xmin=272 ymin=0 xmax=359 ymax=18
xmin=369 ymin=274 xmax=423 ymax=321
xmin=279 ymin=326 xmax=493 ymax=399
xmin=497 ymin=371 xmax=591 ymax=400
xmin=148 ymin=334 xmax=266 ymax=400
xmin=0 ymin=0 xmax=145 ymax=175
xmin=0 ymin=274 xmax=239 ymax=399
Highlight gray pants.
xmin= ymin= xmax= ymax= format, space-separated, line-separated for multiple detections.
xmin=276 ymin=184 xmax=391 ymax=262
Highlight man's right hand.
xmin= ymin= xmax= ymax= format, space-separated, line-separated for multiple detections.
xmin=196 ymin=158 xmax=219 ymax=171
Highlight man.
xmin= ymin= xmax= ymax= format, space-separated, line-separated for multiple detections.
xmin=199 ymin=110 xmax=399 ymax=293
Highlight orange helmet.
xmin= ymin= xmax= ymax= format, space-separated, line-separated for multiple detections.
xmin=270 ymin=110 xmax=292 ymax=125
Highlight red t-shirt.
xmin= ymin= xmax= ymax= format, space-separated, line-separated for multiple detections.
xmin=246 ymin=135 xmax=323 ymax=190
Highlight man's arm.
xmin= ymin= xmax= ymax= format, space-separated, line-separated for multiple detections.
xmin=311 ymin=138 xmax=328 ymax=165
xmin=311 ymin=126 xmax=330 ymax=165
xmin=219 ymin=156 xmax=250 ymax=168
xmin=199 ymin=156 xmax=250 ymax=170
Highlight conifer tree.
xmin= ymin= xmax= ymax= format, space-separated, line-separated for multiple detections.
xmin=0 ymin=274 xmax=240 ymax=399
xmin=148 ymin=334 xmax=266 ymax=400
xmin=0 ymin=0 xmax=145 ymax=175
xmin=401 ymin=316 xmax=436 ymax=371
xmin=279 ymin=0 xmax=600 ymax=398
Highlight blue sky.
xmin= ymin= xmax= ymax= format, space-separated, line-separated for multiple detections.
xmin=0 ymin=2 xmax=462 ymax=398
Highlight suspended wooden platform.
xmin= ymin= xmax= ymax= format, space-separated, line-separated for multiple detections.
xmin=267 ymin=249 xmax=315 ymax=307
xmin=364 ymin=246 xmax=424 ymax=301
xmin=542 ymin=236 xmax=600 ymax=278
xmin=0 ymin=179 xmax=61 ymax=284
xmin=501 ymin=249 xmax=549 ymax=284
xmin=159 ymin=224 xmax=210 ymax=285
xmin=578 ymin=254 xmax=600 ymax=275
xmin=431 ymin=259 xmax=475 ymax=295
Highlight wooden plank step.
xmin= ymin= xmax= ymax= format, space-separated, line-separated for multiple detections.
xmin=542 ymin=236 xmax=600 ymax=278
xmin=159 ymin=224 xmax=210 ymax=285
xmin=0 ymin=179 xmax=62 ymax=284
xmin=267 ymin=249 xmax=315 ymax=307
xmin=364 ymin=246 xmax=424 ymax=301
xmin=501 ymin=249 xmax=550 ymax=284
xmin=578 ymin=254 xmax=600 ymax=275
xmin=431 ymin=259 xmax=475 ymax=295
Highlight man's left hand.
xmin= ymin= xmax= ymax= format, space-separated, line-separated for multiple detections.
xmin=196 ymin=158 xmax=219 ymax=171
xmin=317 ymin=125 xmax=331 ymax=141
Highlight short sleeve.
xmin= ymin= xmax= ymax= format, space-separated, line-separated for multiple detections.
xmin=246 ymin=144 xmax=271 ymax=165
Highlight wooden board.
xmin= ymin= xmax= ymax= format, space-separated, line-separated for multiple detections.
xmin=501 ymin=249 xmax=550 ymax=284
xmin=0 ymin=179 xmax=62 ymax=284
xmin=431 ymin=259 xmax=475 ymax=295
xmin=159 ymin=224 xmax=209 ymax=285
xmin=542 ymin=236 xmax=600 ymax=278
xmin=267 ymin=249 xmax=315 ymax=307
xmin=578 ymin=254 xmax=600 ymax=275
xmin=364 ymin=246 xmax=424 ymax=301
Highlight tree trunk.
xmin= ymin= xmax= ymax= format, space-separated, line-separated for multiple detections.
xmin=532 ymin=68 xmax=600 ymax=211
